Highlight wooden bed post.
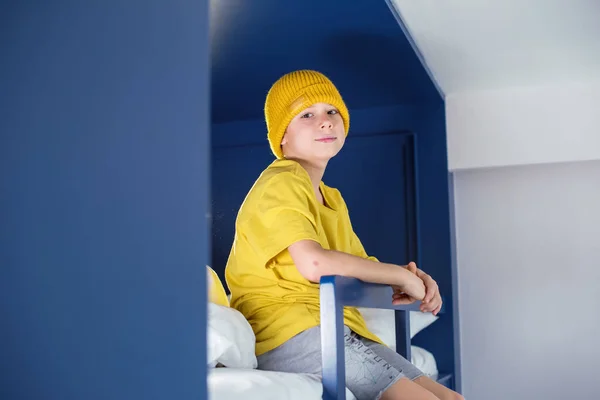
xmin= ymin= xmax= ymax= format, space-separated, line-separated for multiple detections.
xmin=320 ymin=276 xmax=448 ymax=398
xmin=320 ymin=276 xmax=346 ymax=400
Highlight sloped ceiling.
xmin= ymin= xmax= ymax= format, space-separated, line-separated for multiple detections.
xmin=391 ymin=0 xmax=600 ymax=95
xmin=210 ymin=0 xmax=440 ymax=123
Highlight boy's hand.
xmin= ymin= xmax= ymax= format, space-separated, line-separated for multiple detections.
xmin=391 ymin=262 xmax=425 ymax=305
xmin=391 ymin=262 xmax=420 ymax=305
xmin=391 ymin=285 xmax=418 ymax=305
xmin=410 ymin=263 xmax=442 ymax=316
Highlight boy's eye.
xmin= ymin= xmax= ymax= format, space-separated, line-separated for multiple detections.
xmin=328 ymin=109 xmax=338 ymax=115
xmin=301 ymin=112 xmax=313 ymax=118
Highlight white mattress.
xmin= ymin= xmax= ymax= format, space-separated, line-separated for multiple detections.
xmin=208 ymin=346 xmax=437 ymax=400
xmin=208 ymin=368 xmax=357 ymax=400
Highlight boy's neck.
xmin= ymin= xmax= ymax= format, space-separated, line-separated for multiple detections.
xmin=294 ymin=159 xmax=327 ymax=197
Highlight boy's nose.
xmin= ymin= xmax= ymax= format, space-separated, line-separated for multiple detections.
xmin=320 ymin=118 xmax=333 ymax=130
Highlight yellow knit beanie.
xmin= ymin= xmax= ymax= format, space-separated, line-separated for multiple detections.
xmin=264 ymin=70 xmax=350 ymax=159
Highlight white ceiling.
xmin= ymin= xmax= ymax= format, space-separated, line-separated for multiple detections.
xmin=390 ymin=0 xmax=600 ymax=96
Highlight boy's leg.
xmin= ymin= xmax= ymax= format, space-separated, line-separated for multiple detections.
xmin=256 ymin=326 xmax=322 ymax=374
xmin=413 ymin=376 xmax=464 ymax=400
xmin=258 ymin=325 xmax=442 ymax=400
xmin=360 ymin=336 xmax=464 ymax=400
xmin=342 ymin=329 xmax=440 ymax=400
xmin=380 ymin=377 xmax=440 ymax=400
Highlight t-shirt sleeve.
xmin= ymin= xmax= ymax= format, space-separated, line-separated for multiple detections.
xmin=243 ymin=172 xmax=321 ymax=268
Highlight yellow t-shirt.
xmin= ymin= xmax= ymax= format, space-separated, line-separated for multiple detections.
xmin=225 ymin=159 xmax=383 ymax=356
xmin=207 ymin=265 xmax=230 ymax=307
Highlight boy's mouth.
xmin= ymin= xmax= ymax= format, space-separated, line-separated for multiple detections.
xmin=315 ymin=136 xmax=337 ymax=143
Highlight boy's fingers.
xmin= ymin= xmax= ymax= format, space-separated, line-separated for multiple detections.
xmin=420 ymin=303 xmax=433 ymax=312
xmin=423 ymin=278 xmax=438 ymax=303
xmin=392 ymin=294 xmax=415 ymax=305
xmin=421 ymin=294 xmax=441 ymax=312
xmin=424 ymin=286 xmax=434 ymax=303
xmin=430 ymin=298 xmax=442 ymax=314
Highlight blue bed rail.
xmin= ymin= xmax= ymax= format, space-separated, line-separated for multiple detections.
xmin=319 ymin=275 xmax=447 ymax=400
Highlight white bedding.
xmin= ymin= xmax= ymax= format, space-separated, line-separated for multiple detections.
xmin=208 ymin=346 xmax=437 ymax=400
xmin=208 ymin=368 xmax=357 ymax=400
xmin=208 ymin=292 xmax=440 ymax=399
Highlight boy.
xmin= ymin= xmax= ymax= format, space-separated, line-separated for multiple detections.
xmin=225 ymin=70 xmax=462 ymax=400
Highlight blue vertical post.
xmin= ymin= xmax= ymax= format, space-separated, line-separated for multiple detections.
xmin=394 ymin=310 xmax=411 ymax=360
xmin=320 ymin=276 xmax=346 ymax=400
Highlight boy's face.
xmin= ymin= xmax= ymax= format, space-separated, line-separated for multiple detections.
xmin=281 ymin=102 xmax=345 ymax=163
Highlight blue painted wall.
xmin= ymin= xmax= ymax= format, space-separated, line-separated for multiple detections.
xmin=410 ymin=105 xmax=458 ymax=386
xmin=210 ymin=0 xmax=440 ymax=124
xmin=1 ymin=2 xmax=210 ymax=399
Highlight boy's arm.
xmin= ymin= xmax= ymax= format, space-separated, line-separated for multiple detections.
xmin=288 ymin=239 xmax=426 ymax=301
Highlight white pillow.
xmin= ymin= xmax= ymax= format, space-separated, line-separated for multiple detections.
xmin=207 ymin=302 xmax=258 ymax=369
xmin=410 ymin=311 xmax=439 ymax=339
xmin=411 ymin=346 xmax=439 ymax=379
xmin=357 ymin=308 xmax=438 ymax=350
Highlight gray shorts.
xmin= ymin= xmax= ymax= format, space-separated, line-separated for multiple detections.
xmin=257 ymin=325 xmax=424 ymax=400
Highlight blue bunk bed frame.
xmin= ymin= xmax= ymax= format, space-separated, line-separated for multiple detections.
xmin=320 ymin=276 xmax=451 ymax=400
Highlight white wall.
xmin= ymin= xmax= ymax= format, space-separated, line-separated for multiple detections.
xmin=389 ymin=4 xmax=600 ymax=396
xmin=390 ymin=0 xmax=600 ymax=95
xmin=390 ymin=3 xmax=600 ymax=397
xmin=446 ymin=82 xmax=600 ymax=171
xmin=445 ymin=81 xmax=600 ymax=398
xmin=453 ymin=160 xmax=600 ymax=400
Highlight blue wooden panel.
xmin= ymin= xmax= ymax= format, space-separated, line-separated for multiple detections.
xmin=325 ymin=133 xmax=416 ymax=267
xmin=210 ymin=0 xmax=440 ymax=123
xmin=211 ymin=145 xmax=274 ymax=277
xmin=411 ymin=105 xmax=457 ymax=387
xmin=320 ymin=277 xmax=347 ymax=400
xmin=0 ymin=2 xmax=210 ymax=399
xmin=332 ymin=278 xmax=423 ymax=310
xmin=320 ymin=276 xmax=449 ymax=399
xmin=211 ymin=104 xmax=419 ymax=148
xmin=325 ymin=275 xmax=446 ymax=361
xmin=395 ymin=309 xmax=411 ymax=359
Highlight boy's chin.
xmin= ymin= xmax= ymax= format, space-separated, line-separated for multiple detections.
xmin=292 ymin=146 xmax=343 ymax=164
xmin=316 ymin=149 xmax=342 ymax=162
